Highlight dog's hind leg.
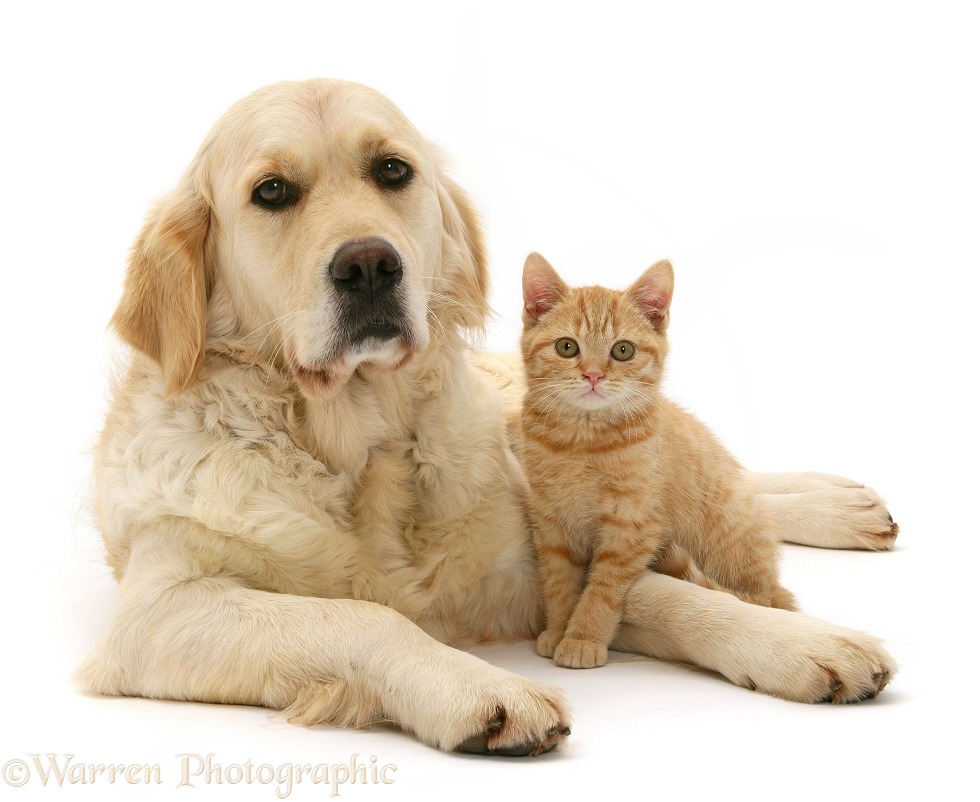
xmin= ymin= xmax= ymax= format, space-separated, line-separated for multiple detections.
xmin=748 ymin=471 xmax=898 ymax=550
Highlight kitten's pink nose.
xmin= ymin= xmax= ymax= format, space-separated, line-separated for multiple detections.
xmin=583 ymin=371 xmax=605 ymax=390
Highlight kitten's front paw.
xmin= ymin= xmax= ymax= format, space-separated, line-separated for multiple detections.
xmin=554 ymin=637 xmax=608 ymax=669
xmin=536 ymin=628 xmax=564 ymax=659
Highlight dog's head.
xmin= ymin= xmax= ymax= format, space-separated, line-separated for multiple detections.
xmin=112 ymin=79 xmax=488 ymax=397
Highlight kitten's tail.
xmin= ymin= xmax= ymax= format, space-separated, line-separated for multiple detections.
xmin=651 ymin=543 xmax=797 ymax=611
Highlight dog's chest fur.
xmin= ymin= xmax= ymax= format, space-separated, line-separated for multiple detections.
xmin=96 ymin=339 xmax=538 ymax=643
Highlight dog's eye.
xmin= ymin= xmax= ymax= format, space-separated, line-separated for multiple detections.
xmin=555 ymin=338 xmax=579 ymax=358
xmin=611 ymin=341 xmax=636 ymax=361
xmin=252 ymin=177 xmax=297 ymax=209
xmin=373 ymin=158 xmax=412 ymax=188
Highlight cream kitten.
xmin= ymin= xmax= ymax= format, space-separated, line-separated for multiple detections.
xmin=520 ymin=252 xmax=796 ymax=669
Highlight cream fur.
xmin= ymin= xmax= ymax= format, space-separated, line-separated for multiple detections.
xmin=77 ymin=79 xmax=898 ymax=755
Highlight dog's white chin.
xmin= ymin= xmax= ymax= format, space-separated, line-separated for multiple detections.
xmin=289 ymin=337 xmax=417 ymax=400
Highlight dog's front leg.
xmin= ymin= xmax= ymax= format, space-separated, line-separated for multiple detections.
xmin=612 ymin=571 xmax=895 ymax=703
xmin=76 ymin=535 xmax=569 ymax=755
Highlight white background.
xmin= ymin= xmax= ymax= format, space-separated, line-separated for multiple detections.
xmin=2 ymin=1 xmax=977 ymax=799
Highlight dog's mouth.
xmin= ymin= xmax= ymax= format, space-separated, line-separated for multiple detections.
xmin=289 ymin=358 xmax=337 ymax=396
xmin=357 ymin=319 xmax=402 ymax=343
xmin=286 ymin=328 xmax=416 ymax=399
xmin=285 ymin=269 xmax=431 ymax=398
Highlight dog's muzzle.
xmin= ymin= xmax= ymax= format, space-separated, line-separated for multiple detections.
xmin=329 ymin=238 xmax=406 ymax=345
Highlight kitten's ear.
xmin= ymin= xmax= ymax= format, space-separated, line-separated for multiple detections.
xmin=522 ymin=252 xmax=569 ymax=324
xmin=628 ymin=259 xmax=674 ymax=332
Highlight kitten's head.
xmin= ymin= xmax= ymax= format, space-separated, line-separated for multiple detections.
xmin=520 ymin=252 xmax=674 ymax=420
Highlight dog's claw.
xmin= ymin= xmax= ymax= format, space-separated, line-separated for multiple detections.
xmin=455 ymin=715 xmax=570 ymax=757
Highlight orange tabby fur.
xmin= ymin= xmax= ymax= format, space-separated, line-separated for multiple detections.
xmin=520 ymin=252 xmax=796 ymax=669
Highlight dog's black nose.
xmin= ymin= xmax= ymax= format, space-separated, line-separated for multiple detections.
xmin=329 ymin=239 xmax=402 ymax=303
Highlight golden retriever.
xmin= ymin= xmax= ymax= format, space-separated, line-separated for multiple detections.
xmin=77 ymin=78 xmax=898 ymax=755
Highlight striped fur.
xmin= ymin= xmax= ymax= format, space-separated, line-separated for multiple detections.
xmin=520 ymin=253 xmax=795 ymax=669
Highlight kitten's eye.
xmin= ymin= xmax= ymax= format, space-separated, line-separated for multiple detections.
xmin=555 ymin=338 xmax=579 ymax=358
xmin=611 ymin=341 xmax=636 ymax=361
xmin=373 ymin=157 xmax=412 ymax=188
xmin=252 ymin=176 xmax=298 ymax=210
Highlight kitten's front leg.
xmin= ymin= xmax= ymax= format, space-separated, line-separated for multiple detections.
xmin=532 ymin=515 xmax=586 ymax=659
xmin=555 ymin=523 xmax=665 ymax=669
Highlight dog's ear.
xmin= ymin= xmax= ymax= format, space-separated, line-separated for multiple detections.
xmin=522 ymin=252 xmax=568 ymax=325
xmin=436 ymin=168 xmax=490 ymax=330
xmin=627 ymin=259 xmax=674 ymax=332
xmin=111 ymin=176 xmax=211 ymax=395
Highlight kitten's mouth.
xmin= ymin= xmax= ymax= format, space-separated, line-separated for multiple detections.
xmin=576 ymin=386 xmax=612 ymax=408
xmin=580 ymin=376 xmax=606 ymax=399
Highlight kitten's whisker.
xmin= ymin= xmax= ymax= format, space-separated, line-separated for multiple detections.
xmin=522 ymin=380 xmax=574 ymax=427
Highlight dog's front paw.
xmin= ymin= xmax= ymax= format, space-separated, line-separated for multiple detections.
xmin=554 ymin=637 xmax=607 ymax=669
xmin=798 ymin=627 xmax=895 ymax=703
xmin=724 ymin=608 xmax=897 ymax=703
xmin=455 ymin=704 xmax=571 ymax=757
xmin=409 ymin=646 xmax=571 ymax=755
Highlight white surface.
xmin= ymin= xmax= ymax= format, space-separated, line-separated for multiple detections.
xmin=2 ymin=2 xmax=977 ymax=800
